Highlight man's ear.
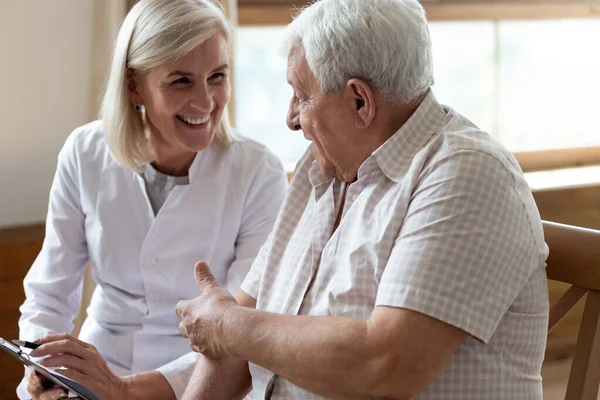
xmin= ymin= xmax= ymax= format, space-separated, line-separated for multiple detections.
xmin=126 ymin=69 xmax=143 ymax=105
xmin=346 ymin=78 xmax=375 ymax=129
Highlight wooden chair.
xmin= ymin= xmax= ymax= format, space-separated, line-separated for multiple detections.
xmin=546 ymin=221 xmax=600 ymax=400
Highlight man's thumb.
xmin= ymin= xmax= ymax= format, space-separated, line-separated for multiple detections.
xmin=194 ymin=261 xmax=218 ymax=292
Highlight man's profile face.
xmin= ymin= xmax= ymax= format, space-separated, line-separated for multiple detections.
xmin=285 ymin=46 xmax=356 ymax=179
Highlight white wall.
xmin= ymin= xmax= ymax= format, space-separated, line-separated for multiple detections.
xmin=0 ymin=1 xmax=95 ymax=228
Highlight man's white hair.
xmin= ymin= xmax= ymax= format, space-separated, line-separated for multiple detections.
xmin=284 ymin=0 xmax=434 ymax=104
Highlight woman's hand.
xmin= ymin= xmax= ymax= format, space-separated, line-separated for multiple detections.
xmin=28 ymin=333 xmax=128 ymax=400
xmin=26 ymin=367 xmax=76 ymax=400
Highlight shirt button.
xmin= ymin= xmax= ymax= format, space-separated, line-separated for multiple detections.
xmin=144 ymin=256 xmax=157 ymax=266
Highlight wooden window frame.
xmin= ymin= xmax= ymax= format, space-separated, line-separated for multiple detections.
xmin=239 ymin=1 xmax=600 ymax=26
xmin=237 ymin=0 xmax=600 ymax=173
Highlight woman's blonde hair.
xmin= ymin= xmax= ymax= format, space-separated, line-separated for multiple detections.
xmin=101 ymin=0 xmax=235 ymax=171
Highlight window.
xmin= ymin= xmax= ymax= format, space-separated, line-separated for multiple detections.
xmin=497 ymin=19 xmax=600 ymax=151
xmin=235 ymin=19 xmax=600 ymax=167
xmin=234 ymin=27 xmax=304 ymax=169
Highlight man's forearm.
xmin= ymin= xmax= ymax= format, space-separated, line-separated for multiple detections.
xmin=182 ymin=355 xmax=251 ymax=400
xmin=223 ymin=308 xmax=383 ymax=400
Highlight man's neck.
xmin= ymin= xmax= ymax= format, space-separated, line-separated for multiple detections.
xmin=335 ymin=109 xmax=419 ymax=182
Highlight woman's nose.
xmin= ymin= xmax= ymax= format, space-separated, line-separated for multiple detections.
xmin=189 ymin=85 xmax=213 ymax=112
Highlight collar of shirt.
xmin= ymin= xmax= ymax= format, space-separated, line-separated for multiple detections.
xmin=372 ymin=90 xmax=447 ymax=183
xmin=308 ymin=159 xmax=331 ymax=189
xmin=132 ymin=143 xmax=224 ymax=185
xmin=142 ymin=163 xmax=190 ymax=186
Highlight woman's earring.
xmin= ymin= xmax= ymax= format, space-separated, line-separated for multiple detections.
xmin=134 ymin=104 xmax=144 ymax=113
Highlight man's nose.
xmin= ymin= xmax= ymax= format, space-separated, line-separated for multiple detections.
xmin=287 ymin=100 xmax=301 ymax=131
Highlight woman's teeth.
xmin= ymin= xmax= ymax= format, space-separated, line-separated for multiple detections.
xmin=177 ymin=115 xmax=210 ymax=125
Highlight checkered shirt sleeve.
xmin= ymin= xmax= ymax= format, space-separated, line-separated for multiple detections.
xmin=376 ymin=149 xmax=542 ymax=343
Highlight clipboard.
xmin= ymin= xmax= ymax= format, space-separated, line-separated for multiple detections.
xmin=0 ymin=337 xmax=100 ymax=400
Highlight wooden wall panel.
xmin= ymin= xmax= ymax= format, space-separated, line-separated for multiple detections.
xmin=0 ymin=230 xmax=42 ymax=400
xmin=0 ymin=354 xmax=23 ymax=378
xmin=0 ymin=311 xmax=22 ymax=339
xmin=0 ymin=243 xmax=40 ymax=281
xmin=0 ymin=282 xmax=25 ymax=313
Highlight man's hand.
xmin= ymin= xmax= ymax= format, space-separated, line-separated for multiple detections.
xmin=176 ymin=261 xmax=239 ymax=360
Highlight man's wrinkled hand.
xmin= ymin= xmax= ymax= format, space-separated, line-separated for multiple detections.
xmin=176 ymin=261 xmax=239 ymax=360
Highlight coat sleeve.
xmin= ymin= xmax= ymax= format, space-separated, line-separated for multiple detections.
xmin=225 ymin=152 xmax=287 ymax=294
xmin=17 ymin=131 xmax=89 ymax=398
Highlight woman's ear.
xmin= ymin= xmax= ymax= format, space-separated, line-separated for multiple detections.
xmin=126 ymin=69 xmax=143 ymax=105
xmin=347 ymin=78 xmax=375 ymax=129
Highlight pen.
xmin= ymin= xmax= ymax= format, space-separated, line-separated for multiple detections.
xmin=11 ymin=340 xmax=40 ymax=350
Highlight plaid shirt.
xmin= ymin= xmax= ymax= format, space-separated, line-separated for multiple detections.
xmin=241 ymin=90 xmax=549 ymax=400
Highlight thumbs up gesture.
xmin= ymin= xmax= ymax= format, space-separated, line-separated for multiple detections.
xmin=176 ymin=261 xmax=239 ymax=360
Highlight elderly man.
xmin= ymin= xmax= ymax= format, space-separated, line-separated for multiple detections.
xmin=176 ymin=0 xmax=549 ymax=399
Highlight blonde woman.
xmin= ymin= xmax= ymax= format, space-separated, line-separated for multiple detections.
xmin=17 ymin=0 xmax=287 ymax=399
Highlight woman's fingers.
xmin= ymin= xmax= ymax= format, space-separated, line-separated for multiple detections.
xmin=51 ymin=368 xmax=93 ymax=393
xmin=38 ymin=354 xmax=95 ymax=376
xmin=38 ymin=387 xmax=69 ymax=400
xmin=35 ymin=333 xmax=96 ymax=351
xmin=26 ymin=368 xmax=44 ymax=396
xmin=27 ymin=369 xmax=68 ymax=400
xmin=27 ymin=335 xmax=125 ymax=399
xmin=31 ymin=337 xmax=93 ymax=360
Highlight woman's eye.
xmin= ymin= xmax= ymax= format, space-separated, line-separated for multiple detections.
xmin=171 ymin=77 xmax=191 ymax=85
xmin=210 ymin=73 xmax=226 ymax=81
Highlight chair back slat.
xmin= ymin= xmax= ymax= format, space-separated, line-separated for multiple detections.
xmin=549 ymin=285 xmax=587 ymax=333
xmin=565 ymin=290 xmax=600 ymax=400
